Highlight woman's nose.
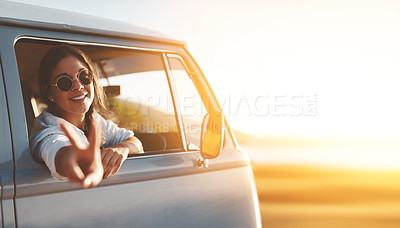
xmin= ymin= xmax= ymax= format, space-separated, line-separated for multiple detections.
xmin=71 ymin=78 xmax=84 ymax=91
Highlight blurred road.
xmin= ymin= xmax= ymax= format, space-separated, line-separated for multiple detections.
xmin=252 ymin=163 xmax=400 ymax=228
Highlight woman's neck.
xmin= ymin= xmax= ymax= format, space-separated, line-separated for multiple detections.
xmin=48 ymin=106 xmax=86 ymax=130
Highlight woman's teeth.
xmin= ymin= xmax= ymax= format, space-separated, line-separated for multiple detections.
xmin=70 ymin=94 xmax=86 ymax=101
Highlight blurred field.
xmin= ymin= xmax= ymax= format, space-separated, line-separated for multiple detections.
xmin=252 ymin=164 xmax=400 ymax=228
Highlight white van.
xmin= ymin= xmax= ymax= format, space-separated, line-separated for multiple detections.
xmin=0 ymin=1 xmax=261 ymax=227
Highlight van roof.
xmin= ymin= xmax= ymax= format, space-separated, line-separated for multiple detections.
xmin=0 ymin=1 xmax=185 ymax=46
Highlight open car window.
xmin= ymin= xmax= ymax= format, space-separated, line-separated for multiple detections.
xmin=15 ymin=40 xmax=184 ymax=154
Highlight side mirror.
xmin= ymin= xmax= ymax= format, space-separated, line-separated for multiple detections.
xmin=200 ymin=110 xmax=225 ymax=159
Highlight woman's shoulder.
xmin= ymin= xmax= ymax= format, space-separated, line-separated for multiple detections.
xmin=31 ymin=109 xmax=62 ymax=132
xmin=31 ymin=109 xmax=82 ymax=138
xmin=29 ymin=110 xmax=67 ymax=148
xmin=94 ymin=112 xmax=119 ymax=128
xmin=93 ymin=112 xmax=107 ymax=126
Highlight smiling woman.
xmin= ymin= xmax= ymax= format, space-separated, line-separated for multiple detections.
xmin=29 ymin=44 xmax=144 ymax=188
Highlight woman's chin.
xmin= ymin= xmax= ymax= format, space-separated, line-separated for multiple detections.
xmin=55 ymin=104 xmax=92 ymax=117
xmin=69 ymin=98 xmax=93 ymax=111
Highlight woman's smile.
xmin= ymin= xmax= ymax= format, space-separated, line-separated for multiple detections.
xmin=69 ymin=93 xmax=89 ymax=102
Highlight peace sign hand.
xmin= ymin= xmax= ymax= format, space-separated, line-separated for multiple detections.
xmin=57 ymin=119 xmax=104 ymax=188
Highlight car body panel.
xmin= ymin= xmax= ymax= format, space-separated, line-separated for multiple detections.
xmin=16 ymin=166 xmax=258 ymax=228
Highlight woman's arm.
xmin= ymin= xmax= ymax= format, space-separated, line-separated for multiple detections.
xmin=113 ymin=136 xmax=144 ymax=155
xmin=101 ymin=136 xmax=143 ymax=179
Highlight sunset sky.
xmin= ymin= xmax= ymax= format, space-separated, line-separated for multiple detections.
xmin=7 ymin=0 xmax=400 ymax=139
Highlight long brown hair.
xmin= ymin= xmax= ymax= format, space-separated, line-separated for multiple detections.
xmin=38 ymin=44 xmax=108 ymax=135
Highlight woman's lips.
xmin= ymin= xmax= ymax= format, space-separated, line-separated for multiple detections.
xmin=69 ymin=94 xmax=88 ymax=102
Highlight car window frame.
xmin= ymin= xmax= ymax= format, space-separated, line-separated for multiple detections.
xmin=165 ymin=54 xmax=206 ymax=150
xmin=162 ymin=53 xmax=188 ymax=152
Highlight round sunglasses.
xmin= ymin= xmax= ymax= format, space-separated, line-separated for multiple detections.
xmin=51 ymin=69 xmax=93 ymax=92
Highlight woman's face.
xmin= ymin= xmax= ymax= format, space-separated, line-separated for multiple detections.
xmin=48 ymin=55 xmax=94 ymax=117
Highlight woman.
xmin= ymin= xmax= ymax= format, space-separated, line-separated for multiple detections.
xmin=30 ymin=44 xmax=143 ymax=188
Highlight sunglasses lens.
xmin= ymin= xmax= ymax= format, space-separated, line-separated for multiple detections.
xmin=79 ymin=70 xmax=93 ymax=85
xmin=57 ymin=76 xmax=73 ymax=92
xmin=54 ymin=70 xmax=92 ymax=92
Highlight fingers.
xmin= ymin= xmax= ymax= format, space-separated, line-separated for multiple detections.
xmin=103 ymin=155 xmax=121 ymax=179
xmin=101 ymin=149 xmax=112 ymax=167
xmin=111 ymin=156 xmax=123 ymax=175
xmin=80 ymin=155 xmax=104 ymax=188
xmin=101 ymin=148 xmax=125 ymax=178
xmin=82 ymin=168 xmax=103 ymax=188
xmin=64 ymin=160 xmax=86 ymax=184
xmin=88 ymin=120 xmax=100 ymax=151
xmin=58 ymin=120 xmax=87 ymax=150
xmin=81 ymin=178 xmax=92 ymax=189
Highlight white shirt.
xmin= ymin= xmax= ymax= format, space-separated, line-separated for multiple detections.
xmin=30 ymin=110 xmax=134 ymax=180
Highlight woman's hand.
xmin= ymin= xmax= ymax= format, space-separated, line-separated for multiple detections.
xmin=101 ymin=136 xmax=144 ymax=179
xmin=57 ymin=120 xmax=104 ymax=188
xmin=101 ymin=146 xmax=129 ymax=179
